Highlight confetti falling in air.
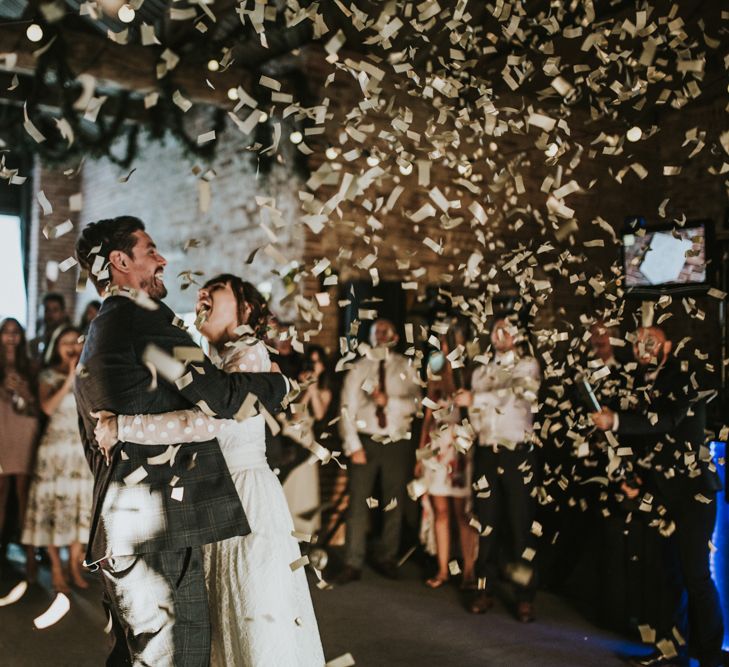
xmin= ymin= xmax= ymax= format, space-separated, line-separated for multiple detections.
xmin=33 ymin=593 xmax=71 ymax=629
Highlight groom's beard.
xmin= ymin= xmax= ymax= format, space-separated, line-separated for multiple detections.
xmin=141 ymin=276 xmax=168 ymax=299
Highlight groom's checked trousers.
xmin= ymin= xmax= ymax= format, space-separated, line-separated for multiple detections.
xmin=101 ymin=547 xmax=210 ymax=667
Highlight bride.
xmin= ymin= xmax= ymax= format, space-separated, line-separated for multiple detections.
xmin=94 ymin=273 xmax=325 ymax=667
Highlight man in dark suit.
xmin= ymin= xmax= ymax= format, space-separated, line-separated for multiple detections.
xmin=74 ymin=216 xmax=289 ymax=667
xmin=592 ymin=326 xmax=724 ymax=667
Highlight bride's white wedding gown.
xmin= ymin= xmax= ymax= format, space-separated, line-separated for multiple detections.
xmin=117 ymin=340 xmax=325 ymax=667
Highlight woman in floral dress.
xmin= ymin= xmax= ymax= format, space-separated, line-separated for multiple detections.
xmin=23 ymin=326 xmax=93 ymax=592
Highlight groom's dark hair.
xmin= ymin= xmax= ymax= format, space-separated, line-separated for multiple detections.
xmin=76 ymin=216 xmax=146 ymax=293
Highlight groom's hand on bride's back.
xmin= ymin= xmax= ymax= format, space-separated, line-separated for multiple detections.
xmin=91 ymin=409 xmax=119 ymax=465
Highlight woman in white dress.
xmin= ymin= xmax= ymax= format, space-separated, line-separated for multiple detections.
xmin=95 ymin=274 xmax=324 ymax=667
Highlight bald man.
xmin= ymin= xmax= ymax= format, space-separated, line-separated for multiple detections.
xmin=592 ymin=326 xmax=724 ymax=667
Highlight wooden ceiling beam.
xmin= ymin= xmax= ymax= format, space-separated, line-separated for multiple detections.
xmin=0 ymin=22 xmax=251 ymax=107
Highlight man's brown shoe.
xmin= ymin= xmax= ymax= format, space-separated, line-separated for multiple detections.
xmin=516 ymin=601 xmax=535 ymax=623
xmin=468 ymin=592 xmax=494 ymax=614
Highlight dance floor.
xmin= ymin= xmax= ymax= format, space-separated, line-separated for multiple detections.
xmin=0 ymin=546 xmax=650 ymax=667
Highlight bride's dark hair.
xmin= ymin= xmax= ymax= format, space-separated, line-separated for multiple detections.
xmin=203 ymin=274 xmax=270 ymax=339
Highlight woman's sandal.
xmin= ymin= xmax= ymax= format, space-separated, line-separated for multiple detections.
xmin=425 ymin=575 xmax=449 ymax=589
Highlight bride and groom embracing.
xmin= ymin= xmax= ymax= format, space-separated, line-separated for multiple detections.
xmin=73 ymin=216 xmax=324 ymax=667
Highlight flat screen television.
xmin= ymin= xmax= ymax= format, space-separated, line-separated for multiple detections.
xmin=621 ymin=219 xmax=711 ymax=289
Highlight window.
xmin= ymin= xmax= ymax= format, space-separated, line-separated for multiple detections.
xmin=0 ymin=214 xmax=27 ymax=326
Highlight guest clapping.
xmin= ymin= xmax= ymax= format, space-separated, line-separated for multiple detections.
xmin=0 ymin=318 xmax=39 ymax=579
xmin=22 ymin=326 xmax=94 ymax=592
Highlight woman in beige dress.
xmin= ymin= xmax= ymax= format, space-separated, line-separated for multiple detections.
xmin=0 ymin=318 xmax=40 ymax=579
xmin=22 ymin=326 xmax=94 ymax=592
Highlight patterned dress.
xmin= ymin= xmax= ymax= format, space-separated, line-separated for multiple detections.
xmin=22 ymin=368 xmax=94 ymax=546
xmin=117 ymin=340 xmax=325 ymax=667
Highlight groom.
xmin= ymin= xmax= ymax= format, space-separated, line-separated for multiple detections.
xmin=74 ymin=216 xmax=289 ymax=666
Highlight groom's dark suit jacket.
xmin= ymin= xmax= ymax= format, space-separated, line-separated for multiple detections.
xmin=75 ymin=295 xmax=288 ymax=564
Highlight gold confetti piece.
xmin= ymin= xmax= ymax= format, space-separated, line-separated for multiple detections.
xmin=291 ymin=530 xmax=312 ymax=543
xmin=36 ymin=190 xmax=52 ymax=216
xmin=197 ymin=130 xmax=216 ymax=145
xmin=33 ymin=593 xmax=70 ymax=629
xmin=58 ymin=257 xmax=77 ymax=272
xmin=172 ymin=90 xmax=192 ymax=112
xmin=123 ymin=466 xmax=148 ymax=486
xmin=366 ymin=497 xmax=379 ymax=509
xmin=171 ymin=486 xmax=184 ymax=502
xmin=289 ymin=555 xmax=309 ymax=572
xmin=383 ymin=498 xmax=398 ymax=512
xmin=0 ymin=580 xmax=28 ymax=607
xmin=638 ymin=624 xmax=656 ymax=644
xmin=448 ymin=560 xmax=461 ymax=576
xmin=656 ymin=639 xmax=677 ymax=659
xmin=143 ymin=344 xmax=186 ymax=384
xmin=23 ymin=103 xmax=46 ymax=143
xmin=42 ymin=219 xmax=73 ymax=240
xmin=325 ymin=654 xmax=356 ymax=667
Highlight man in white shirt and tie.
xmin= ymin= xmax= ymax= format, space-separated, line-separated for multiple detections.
xmin=455 ymin=316 xmax=541 ymax=621
xmin=336 ymin=319 xmax=421 ymax=583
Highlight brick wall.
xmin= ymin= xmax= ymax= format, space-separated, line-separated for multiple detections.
xmin=77 ymin=117 xmax=306 ymax=321
xmin=27 ymin=161 xmax=82 ymax=337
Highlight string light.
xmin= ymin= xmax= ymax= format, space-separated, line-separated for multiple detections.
xmin=290 ymin=130 xmax=303 ymax=144
xmin=207 ymin=60 xmax=220 ymax=72
xmin=325 ymin=147 xmax=338 ymax=160
xmin=258 ymin=112 xmax=268 ymax=123
xmin=117 ymin=4 xmax=135 ymax=23
xmin=26 ymin=24 xmax=43 ymax=42
xmin=627 ymin=126 xmax=643 ymax=142
xmin=227 ymin=88 xmax=238 ymax=101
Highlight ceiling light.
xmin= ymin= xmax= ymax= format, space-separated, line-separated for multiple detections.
xmin=26 ymin=24 xmax=43 ymax=42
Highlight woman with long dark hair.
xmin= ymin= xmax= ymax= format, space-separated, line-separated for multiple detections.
xmin=22 ymin=325 xmax=94 ymax=592
xmin=0 ymin=318 xmax=39 ymax=578
xmin=94 ymin=274 xmax=324 ymax=667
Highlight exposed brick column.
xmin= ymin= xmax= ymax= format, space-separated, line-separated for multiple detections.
xmin=27 ymin=160 xmax=82 ymax=336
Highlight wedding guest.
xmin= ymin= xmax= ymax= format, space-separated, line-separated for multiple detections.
xmin=79 ymin=300 xmax=101 ymax=334
xmin=417 ymin=334 xmax=476 ymax=589
xmin=282 ymin=345 xmax=336 ymax=533
xmin=270 ymin=318 xmax=303 ymax=379
xmin=592 ymin=326 xmax=724 ymax=667
xmin=336 ymin=319 xmax=421 ymax=583
xmin=455 ymin=316 xmax=541 ymax=622
xmin=30 ymin=293 xmax=70 ymax=363
xmin=0 ymin=318 xmax=39 ymax=578
xmin=22 ymin=326 xmax=94 ymax=592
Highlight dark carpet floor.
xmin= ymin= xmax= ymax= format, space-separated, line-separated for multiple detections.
xmin=0 ymin=546 xmax=653 ymax=667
